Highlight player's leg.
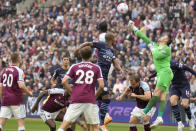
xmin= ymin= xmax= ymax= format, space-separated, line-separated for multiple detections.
xmin=129 ymin=117 xmax=139 ymax=131
xmin=83 ymin=103 xmax=99 ymax=131
xmin=100 ymin=94 xmax=110 ymax=131
xmin=170 ymin=86 xmax=184 ymax=131
xmin=150 ymin=92 xmax=167 ymax=129
xmin=45 ymin=120 xmax=56 ymax=131
xmin=104 ymin=113 xmax=112 ymax=126
xmin=57 ymin=104 xmax=84 ymax=131
xmin=0 ymin=106 xmax=12 ymax=130
xmin=144 ymin=71 xmax=173 ymax=116
xmin=11 ymin=105 xmax=26 ymax=131
xmin=99 ymin=80 xmax=111 ymax=131
xmin=143 ymin=107 xmax=156 ymax=131
xmin=181 ymin=87 xmax=195 ymax=130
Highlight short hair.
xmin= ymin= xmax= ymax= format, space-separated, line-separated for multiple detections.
xmin=105 ymin=32 xmax=114 ymax=42
xmin=62 ymin=51 xmax=70 ymax=59
xmin=130 ymin=74 xmax=140 ymax=83
xmin=11 ymin=53 xmax=20 ymax=64
xmin=97 ymin=21 xmax=107 ymax=32
xmin=79 ymin=46 xmax=92 ymax=60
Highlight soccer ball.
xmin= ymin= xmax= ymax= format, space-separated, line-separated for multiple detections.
xmin=117 ymin=3 xmax=128 ymax=14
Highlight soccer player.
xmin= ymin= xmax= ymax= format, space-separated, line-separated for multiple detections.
xmin=31 ymin=88 xmax=74 ymax=131
xmin=97 ymin=21 xmax=107 ymax=42
xmin=0 ymin=53 xmax=33 ymax=131
xmin=97 ymin=21 xmax=113 ymax=127
xmin=128 ymin=21 xmax=173 ymax=128
xmin=74 ymin=32 xmax=123 ymax=131
xmin=57 ymin=46 xmax=104 ymax=131
xmin=51 ymin=53 xmax=71 ymax=89
xmin=116 ymin=75 xmax=155 ymax=131
xmin=148 ymin=60 xmax=196 ymax=131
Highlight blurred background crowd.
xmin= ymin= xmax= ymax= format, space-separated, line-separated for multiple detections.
xmin=0 ymin=0 xmax=196 ymax=101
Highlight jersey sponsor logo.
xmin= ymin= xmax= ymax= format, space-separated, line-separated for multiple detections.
xmin=54 ymin=99 xmax=64 ymax=107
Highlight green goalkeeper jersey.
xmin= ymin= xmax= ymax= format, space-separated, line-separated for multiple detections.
xmin=136 ymin=30 xmax=171 ymax=72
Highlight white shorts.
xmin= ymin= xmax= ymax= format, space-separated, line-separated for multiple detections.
xmin=0 ymin=105 xmax=26 ymax=119
xmin=64 ymin=103 xmax=99 ymax=125
xmin=39 ymin=110 xmax=60 ymax=122
xmin=131 ymin=106 xmax=156 ymax=118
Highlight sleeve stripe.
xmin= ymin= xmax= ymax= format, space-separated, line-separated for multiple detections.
xmin=97 ymin=78 xmax=103 ymax=80
xmin=66 ymin=64 xmax=75 ymax=75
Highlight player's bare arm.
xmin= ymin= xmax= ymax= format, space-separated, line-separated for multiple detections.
xmin=62 ymin=76 xmax=72 ymax=94
xmin=131 ymin=91 xmax=151 ymax=101
xmin=116 ymin=87 xmax=130 ymax=101
xmin=18 ymin=82 xmax=33 ymax=97
xmin=31 ymin=91 xmax=48 ymax=113
xmin=0 ymin=84 xmax=2 ymax=98
xmin=95 ymin=78 xmax=104 ymax=98
xmin=74 ymin=42 xmax=93 ymax=56
xmin=112 ymin=58 xmax=124 ymax=75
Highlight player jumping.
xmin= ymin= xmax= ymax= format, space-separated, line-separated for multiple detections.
xmin=116 ymin=75 xmax=155 ymax=131
xmin=97 ymin=21 xmax=113 ymax=127
xmin=148 ymin=60 xmax=196 ymax=131
xmin=57 ymin=46 xmax=104 ymax=131
xmin=0 ymin=53 xmax=33 ymax=131
xmin=74 ymin=32 xmax=123 ymax=131
xmin=128 ymin=20 xmax=173 ymax=128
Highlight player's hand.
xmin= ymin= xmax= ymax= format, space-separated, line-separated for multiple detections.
xmin=116 ymin=96 xmax=122 ymax=101
xmin=31 ymin=104 xmax=38 ymax=113
xmin=128 ymin=20 xmax=135 ymax=30
xmin=130 ymin=93 xmax=137 ymax=98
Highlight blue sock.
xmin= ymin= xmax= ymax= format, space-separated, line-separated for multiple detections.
xmin=100 ymin=100 xmax=110 ymax=125
xmin=172 ymin=105 xmax=181 ymax=122
xmin=184 ymin=106 xmax=192 ymax=120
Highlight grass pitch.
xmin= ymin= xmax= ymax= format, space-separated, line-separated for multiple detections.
xmin=3 ymin=118 xmax=191 ymax=131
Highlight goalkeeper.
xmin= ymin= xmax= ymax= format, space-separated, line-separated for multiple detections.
xmin=128 ymin=21 xmax=173 ymax=129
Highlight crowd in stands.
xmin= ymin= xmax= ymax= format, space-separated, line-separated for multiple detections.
xmin=0 ymin=0 xmax=196 ymax=100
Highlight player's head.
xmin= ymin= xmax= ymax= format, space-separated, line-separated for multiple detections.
xmin=11 ymin=53 xmax=21 ymax=65
xmin=105 ymin=32 xmax=115 ymax=46
xmin=97 ymin=21 xmax=107 ymax=33
xmin=62 ymin=52 xmax=70 ymax=67
xmin=79 ymin=46 xmax=92 ymax=61
xmin=158 ymin=32 xmax=172 ymax=46
xmin=130 ymin=75 xmax=140 ymax=88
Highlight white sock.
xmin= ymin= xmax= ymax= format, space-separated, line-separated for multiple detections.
xmin=0 ymin=125 xmax=2 ymax=129
xmin=57 ymin=128 xmax=64 ymax=131
xmin=18 ymin=126 xmax=25 ymax=131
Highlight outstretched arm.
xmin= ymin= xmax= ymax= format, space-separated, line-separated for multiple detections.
xmin=128 ymin=21 xmax=153 ymax=44
xmin=183 ymin=65 xmax=196 ymax=76
xmin=74 ymin=42 xmax=93 ymax=56
xmin=31 ymin=91 xmax=48 ymax=113
xmin=112 ymin=58 xmax=124 ymax=75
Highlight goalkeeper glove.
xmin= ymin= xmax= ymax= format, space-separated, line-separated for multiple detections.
xmin=128 ymin=20 xmax=138 ymax=31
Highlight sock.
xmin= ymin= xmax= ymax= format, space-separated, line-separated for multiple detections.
xmin=143 ymin=96 xmax=158 ymax=114
xmin=0 ymin=125 xmax=2 ymax=131
xmin=100 ymin=100 xmax=110 ymax=125
xmin=130 ymin=124 xmax=137 ymax=131
xmin=18 ymin=126 xmax=25 ymax=131
xmin=66 ymin=128 xmax=73 ymax=131
xmin=104 ymin=113 xmax=112 ymax=125
xmin=172 ymin=105 xmax=181 ymax=122
xmin=57 ymin=129 xmax=64 ymax=131
xmin=184 ymin=106 xmax=192 ymax=120
xmin=158 ymin=100 xmax=167 ymax=117
xmin=144 ymin=124 xmax=150 ymax=131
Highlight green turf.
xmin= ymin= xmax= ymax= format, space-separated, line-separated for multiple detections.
xmin=2 ymin=118 xmax=191 ymax=131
